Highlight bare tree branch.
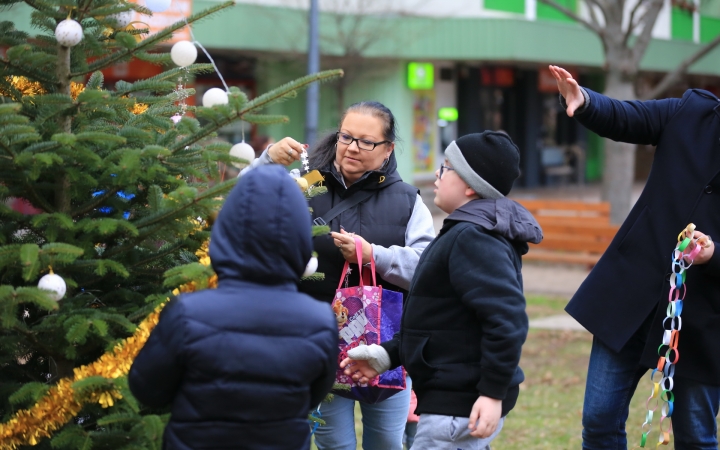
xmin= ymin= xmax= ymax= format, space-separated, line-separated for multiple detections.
xmin=644 ymin=32 xmax=720 ymax=99
xmin=630 ymin=0 xmax=665 ymax=68
xmin=585 ymin=0 xmax=604 ymax=31
xmin=537 ymin=0 xmax=603 ymax=35
xmin=586 ymin=0 xmax=610 ymax=19
xmin=623 ymin=0 xmax=646 ymax=46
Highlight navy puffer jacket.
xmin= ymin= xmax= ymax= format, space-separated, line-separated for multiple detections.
xmin=129 ymin=165 xmax=338 ymax=450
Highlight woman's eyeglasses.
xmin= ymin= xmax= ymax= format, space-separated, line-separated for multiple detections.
xmin=336 ymin=132 xmax=390 ymax=151
xmin=439 ymin=165 xmax=455 ymax=179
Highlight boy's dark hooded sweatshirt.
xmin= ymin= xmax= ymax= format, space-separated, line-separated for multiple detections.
xmin=381 ymin=198 xmax=542 ymax=418
xmin=129 ymin=165 xmax=338 ymax=450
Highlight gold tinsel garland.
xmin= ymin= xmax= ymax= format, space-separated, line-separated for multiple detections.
xmin=0 ymin=243 xmax=215 ymax=449
xmin=1 ymin=76 xmax=148 ymax=114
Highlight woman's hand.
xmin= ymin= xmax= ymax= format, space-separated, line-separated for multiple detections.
xmin=331 ymin=229 xmax=373 ymax=264
xmin=684 ymin=229 xmax=714 ymax=265
xmin=549 ymin=65 xmax=585 ymax=117
xmin=267 ymin=137 xmax=306 ymax=166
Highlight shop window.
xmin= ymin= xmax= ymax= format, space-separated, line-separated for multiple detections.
xmin=484 ymin=0 xmax=524 ymax=14
xmin=672 ymin=5 xmax=694 ymax=41
xmin=536 ymin=0 xmax=576 ymax=23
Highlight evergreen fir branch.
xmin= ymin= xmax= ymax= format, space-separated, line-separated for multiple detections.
xmin=11 ymin=286 xmax=61 ymax=312
xmin=0 ymin=244 xmax=21 ymax=272
xmin=301 ymin=272 xmax=325 ymax=282
xmin=72 ymin=1 xmax=235 ymax=78
xmin=131 ymin=178 xmax=236 ymax=231
xmin=96 ymin=412 xmax=139 ymax=426
xmin=239 ymin=114 xmax=290 ymax=125
xmin=305 ymin=185 xmax=328 ymax=198
xmin=312 ymin=225 xmax=330 ymax=237
xmin=8 ymin=381 xmax=50 ymax=407
xmin=20 ymin=243 xmax=40 ymax=281
xmin=170 ymin=70 xmax=342 ymax=152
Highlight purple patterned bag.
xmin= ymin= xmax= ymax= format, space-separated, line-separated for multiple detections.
xmin=331 ymin=237 xmax=406 ymax=404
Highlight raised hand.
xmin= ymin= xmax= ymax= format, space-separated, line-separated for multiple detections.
xmin=549 ymin=65 xmax=585 ymax=117
xmin=267 ymin=137 xmax=306 ymax=166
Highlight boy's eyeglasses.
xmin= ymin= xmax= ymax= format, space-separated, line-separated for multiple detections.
xmin=439 ymin=165 xmax=455 ymax=179
xmin=336 ymin=132 xmax=390 ymax=151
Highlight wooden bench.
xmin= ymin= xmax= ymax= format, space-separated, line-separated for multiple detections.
xmin=514 ymin=199 xmax=620 ymax=265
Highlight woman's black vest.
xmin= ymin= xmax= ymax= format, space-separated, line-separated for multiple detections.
xmin=300 ymin=157 xmax=418 ymax=302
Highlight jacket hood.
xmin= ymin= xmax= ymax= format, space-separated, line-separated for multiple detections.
xmin=209 ymin=165 xmax=312 ymax=285
xmin=320 ymin=151 xmax=403 ymax=198
xmin=444 ymin=198 xmax=543 ymax=247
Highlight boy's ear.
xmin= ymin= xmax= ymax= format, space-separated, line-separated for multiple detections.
xmin=465 ymin=186 xmax=478 ymax=198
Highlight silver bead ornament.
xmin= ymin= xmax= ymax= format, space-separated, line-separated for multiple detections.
xmin=229 ymin=142 xmax=256 ymax=169
xmin=55 ymin=19 xmax=84 ymax=47
xmin=38 ymin=273 xmax=67 ymax=301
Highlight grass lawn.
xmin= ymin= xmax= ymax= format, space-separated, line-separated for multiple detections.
xmin=313 ymin=295 xmax=695 ymax=449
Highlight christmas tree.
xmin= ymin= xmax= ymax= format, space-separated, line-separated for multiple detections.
xmin=0 ymin=0 xmax=339 ymax=447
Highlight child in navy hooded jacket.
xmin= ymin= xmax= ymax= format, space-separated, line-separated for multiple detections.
xmin=341 ymin=132 xmax=542 ymax=450
xmin=129 ymin=165 xmax=338 ymax=450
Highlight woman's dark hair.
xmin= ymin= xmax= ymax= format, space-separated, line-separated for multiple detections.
xmin=308 ymin=101 xmax=398 ymax=169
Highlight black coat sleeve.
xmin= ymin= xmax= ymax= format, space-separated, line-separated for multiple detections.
xmin=128 ymin=298 xmax=186 ymax=408
xmin=448 ymin=227 xmax=528 ymax=400
xmin=576 ymin=88 xmax=681 ymax=146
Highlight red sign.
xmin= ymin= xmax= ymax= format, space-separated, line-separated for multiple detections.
xmin=480 ymin=67 xmax=515 ymax=87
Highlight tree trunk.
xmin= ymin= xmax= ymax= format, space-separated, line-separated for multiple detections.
xmin=602 ymin=71 xmax=637 ymax=224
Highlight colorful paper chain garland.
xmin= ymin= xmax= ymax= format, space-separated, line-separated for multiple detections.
xmin=638 ymin=224 xmax=704 ymax=448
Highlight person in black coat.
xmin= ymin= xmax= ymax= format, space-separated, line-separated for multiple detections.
xmin=128 ymin=165 xmax=338 ymax=450
xmin=340 ymin=132 xmax=543 ymax=450
xmin=550 ymin=65 xmax=719 ymax=449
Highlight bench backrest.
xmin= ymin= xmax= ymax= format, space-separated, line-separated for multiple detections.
xmin=515 ymin=199 xmax=611 ymax=222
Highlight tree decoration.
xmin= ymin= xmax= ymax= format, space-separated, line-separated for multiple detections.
xmin=37 ymin=270 xmax=67 ymax=302
xmin=170 ymin=40 xmax=198 ymax=67
xmin=54 ymin=19 xmax=84 ymax=47
xmin=201 ymin=87 xmax=228 ymax=107
xmin=0 ymin=0 xmax=342 ymax=444
xmin=229 ymin=142 xmax=255 ymax=168
xmin=303 ymin=256 xmax=319 ymax=277
xmin=110 ymin=10 xmax=134 ymax=28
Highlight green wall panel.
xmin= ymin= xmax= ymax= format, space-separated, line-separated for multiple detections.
xmin=672 ymin=6 xmax=694 ymax=41
xmin=701 ymin=0 xmax=720 ymax=18
xmin=485 ymin=0 xmax=524 ymax=14
xmin=537 ymin=0 xmax=576 ymax=23
xmin=701 ymin=16 xmax=720 ymax=43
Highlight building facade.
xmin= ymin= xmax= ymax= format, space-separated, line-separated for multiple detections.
xmin=7 ymin=0 xmax=720 ymax=186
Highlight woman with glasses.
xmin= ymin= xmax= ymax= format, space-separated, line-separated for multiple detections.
xmin=242 ymin=101 xmax=435 ymax=450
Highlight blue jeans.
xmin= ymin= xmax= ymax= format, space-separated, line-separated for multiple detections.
xmin=582 ymin=336 xmax=720 ymax=450
xmin=314 ymin=378 xmax=411 ymax=450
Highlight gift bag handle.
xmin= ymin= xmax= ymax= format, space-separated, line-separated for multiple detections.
xmin=337 ymin=236 xmax=377 ymax=290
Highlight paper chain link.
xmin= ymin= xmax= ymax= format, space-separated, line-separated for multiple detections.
xmin=637 ymin=224 xmax=702 ymax=448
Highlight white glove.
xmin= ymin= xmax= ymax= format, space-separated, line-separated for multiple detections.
xmin=347 ymin=344 xmax=391 ymax=375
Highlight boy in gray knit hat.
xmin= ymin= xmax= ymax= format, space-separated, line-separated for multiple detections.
xmin=341 ymin=131 xmax=542 ymax=450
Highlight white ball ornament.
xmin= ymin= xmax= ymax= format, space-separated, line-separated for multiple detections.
xmin=171 ymin=41 xmax=197 ymax=67
xmin=38 ymin=273 xmax=67 ymax=301
xmin=145 ymin=0 xmax=172 ymax=12
xmin=110 ymin=10 xmax=134 ymax=28
xmin=55 ymin=19 xmax=84 ymax=47
xmin=229 ymin=142 xmax=255 ymax=168
xmin=202 ymin=88 xmax=228 ymax=107
xmin=303 ymin=256 xmax=318 ymax=277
